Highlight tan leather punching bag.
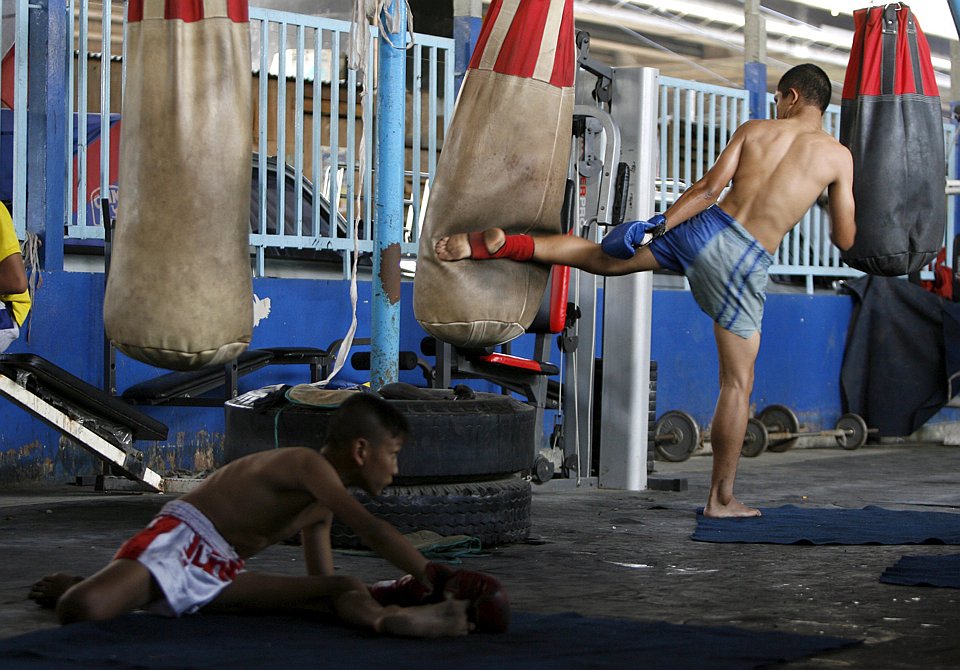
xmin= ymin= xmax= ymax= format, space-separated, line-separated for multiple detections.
xmin=104 ymin=0 xmax=252 ymax=370
xmin=414 ymin=0 xmax=575 ymax=349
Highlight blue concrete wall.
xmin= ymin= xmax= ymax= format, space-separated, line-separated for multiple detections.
xmin=651 ymin=290 xmax=853 ymax=430
xmin=1 ymin=271 xmax=957 ymax=484
xmin=0 ymin=272 xmax=439 ymax=484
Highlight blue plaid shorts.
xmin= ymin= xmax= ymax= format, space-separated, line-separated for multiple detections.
xmin=649 ymin=205 xmax=773 ymax=338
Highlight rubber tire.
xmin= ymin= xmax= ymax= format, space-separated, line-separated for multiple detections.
xmin=331 ymin=478 xmax=532 ymax=548
xmin=224 ymin=387 xmax=536 ymax=482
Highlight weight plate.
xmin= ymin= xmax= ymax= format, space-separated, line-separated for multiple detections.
xmin=740 ymin=418 xmax=768 ymax=458
xmin=758 ymin=404 xmax=800 ymax=453
xmin=835 ymin=413 xmax=868 ymax=450
xmin=533 ymin=456 xmax=555 ymax=483
xmin=654 ymin=410 xmax=700 ymax=462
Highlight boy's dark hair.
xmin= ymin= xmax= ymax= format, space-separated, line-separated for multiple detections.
xmin=777 ymin=63 xmax=832 ymax=113
xmin=323 ymin=393 xmax=409 ymax=451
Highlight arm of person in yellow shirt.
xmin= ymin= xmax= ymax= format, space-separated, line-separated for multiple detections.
xmin=0 ymin=248 xmax=26 ymax=295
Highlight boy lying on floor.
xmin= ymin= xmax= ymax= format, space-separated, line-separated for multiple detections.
xmin=30 ymin=393 xmax=508 ymax=637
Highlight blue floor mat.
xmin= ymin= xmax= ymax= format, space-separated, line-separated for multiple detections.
xmin=692 ymin=505 xmax=960 ymax=545
xmin=880 ymin=554 xmax=960 ymax=588
xmin=0 ymin=611 xmax=858 ymax=670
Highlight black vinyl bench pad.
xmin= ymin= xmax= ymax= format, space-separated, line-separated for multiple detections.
xmin=0 ymin=354 xmax=167 ymax=441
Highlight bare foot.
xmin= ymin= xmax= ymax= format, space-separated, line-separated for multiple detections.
xmin=434 ymin=228 xmax=505 ymax=261
xmin=703 ymin=498 xmax=762 ymax=518
xmin=376 ymin=599 xmax=472 ymax=638
xmin=29 ymin=573 xmax=83 ymax=609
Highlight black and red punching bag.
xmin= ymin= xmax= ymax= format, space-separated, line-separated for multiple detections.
xmin=840 ymin=4 xmax=945 ymax=276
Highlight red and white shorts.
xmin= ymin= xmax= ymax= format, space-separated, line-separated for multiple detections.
xmin=114 ymin=499 xmax=244 ymax=616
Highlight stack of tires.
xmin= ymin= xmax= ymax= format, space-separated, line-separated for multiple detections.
xmin=591 ymin=359 xmax=659 ymax=475
xmin=224 ymin=386 xmax=534 ymax=547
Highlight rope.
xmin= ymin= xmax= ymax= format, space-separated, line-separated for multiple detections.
xmin=349 ymin=0 xmax=414 ymax=85
xmin=20 ymin=231 xmax=41 ymax=342
xmin=273 ymin=403 xmax=288 ymax=449
xmin=316 ymin=214 xmax=361 ymax=387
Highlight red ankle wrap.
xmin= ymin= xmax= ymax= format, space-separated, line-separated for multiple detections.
xmin=467 ymin=232 xmax=534 ymax=262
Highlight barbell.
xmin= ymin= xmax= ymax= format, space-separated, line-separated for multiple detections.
xmin=653 ymin=411 xmax=768 ymax=461
xmin=653 ymin=405 xmax=873 ymax=463
xmin=755 ymin=404 xmax=872 ymax=452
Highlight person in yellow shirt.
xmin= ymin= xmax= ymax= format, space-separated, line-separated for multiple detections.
xmin=0 ymin=201 xmax=30 ymax=352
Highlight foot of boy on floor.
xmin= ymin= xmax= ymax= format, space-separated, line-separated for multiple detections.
xmin=369 ymin=562 xmax=510 ymax=633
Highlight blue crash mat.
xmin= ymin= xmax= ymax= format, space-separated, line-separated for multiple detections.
xmin=692 ymin=505 xmax=960 ymax=545
xmin=0 ymin=611 xmax=857 ymax=670
xmin=880 ymin=554 xmax=960 ymax=588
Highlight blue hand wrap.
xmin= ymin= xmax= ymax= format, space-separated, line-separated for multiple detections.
xmin=600 ymin=214 xmax=667 ymax=259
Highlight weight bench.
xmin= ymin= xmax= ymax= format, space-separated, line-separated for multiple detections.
xmin=0 ymin=354 xmax=168 ymax=491
xmin=350 ymin=349 xmax=433 ymax=386
xmin=122 ymin=347 xmax=329 ymax=406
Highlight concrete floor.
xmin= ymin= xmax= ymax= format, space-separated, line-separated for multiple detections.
xmin=1 ymin=444 xmax=958 ymax=669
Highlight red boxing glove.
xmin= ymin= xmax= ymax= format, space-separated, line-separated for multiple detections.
xmin=440 ymin=569 xmax=510 ymax=633
xmin=368 ymin=562 xmax=455 ymax=607
xmin=368 ymin=574 xmax=431 ymax=607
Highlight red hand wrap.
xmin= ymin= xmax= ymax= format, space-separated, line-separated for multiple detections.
xmin=467 ymin=232 xmax=534 ymax=262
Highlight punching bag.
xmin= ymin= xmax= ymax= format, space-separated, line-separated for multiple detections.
xmin=104 ymin=0 xmax=253 ymax=370
xmin=414 ymin=0 xmax=575 ymax=349
xmin=839 ymin=4 xmax=945 ymax=276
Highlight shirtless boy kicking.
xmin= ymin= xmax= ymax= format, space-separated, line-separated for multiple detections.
xmin=30 ymin=393 xmax=508 ymax=636
xmin=436 ymin=63 xmax=856 ymax=519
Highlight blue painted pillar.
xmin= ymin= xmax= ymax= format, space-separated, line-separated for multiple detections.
xmin=371 ymin=0 xmax=407 ymax=390
xmin=744 ymin=61 xmax=768 ymax=120
xmin=26 ymin=0 xmax=67 ymax=271
xmin=453 ymin=0 xmax=482 ymax=97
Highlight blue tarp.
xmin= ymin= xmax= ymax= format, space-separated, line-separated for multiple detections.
xmin=693 ymin=505 xmax=960 ymax=545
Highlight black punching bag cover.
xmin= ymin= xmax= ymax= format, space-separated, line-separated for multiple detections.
xmin=839 ymin=4 xmax=945 ymax=276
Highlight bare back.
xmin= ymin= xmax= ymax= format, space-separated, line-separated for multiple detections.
xmin=713 ymin=117 xmax=854 ymax=253
xmin=179 ymin=448 xmax=340 ymax=558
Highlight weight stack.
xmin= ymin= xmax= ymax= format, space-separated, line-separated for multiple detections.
xmin=648 ymin=360 xmax=657 ymax=475
xmin=591 ymin=359 xmax=658 ymax=477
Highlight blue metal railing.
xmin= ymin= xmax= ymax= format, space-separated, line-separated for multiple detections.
xmin=64 ymin=0 xmax=120 ymax=238
xmin=767 ymin=101 xmax=860 ymax=291
xmin=767 ymin=92 xmax=956 ymax=288
xmin=51 ymin=4 xmax=454 ymax=278
xmin=2 ymin=1 xmax=953 ymax=289
xmin=657 ymin=76 xmax=956 ymax=292
xmin=657 ymin=77 xmax=750 ymax=215
xmin=247 ymin=11 xmax=378 ymax=277
xmin=2 ymin=0 xmax=29 ymax=240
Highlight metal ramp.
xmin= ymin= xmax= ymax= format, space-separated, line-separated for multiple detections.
xmin=0 ymin=354 xmax=167 ymax=491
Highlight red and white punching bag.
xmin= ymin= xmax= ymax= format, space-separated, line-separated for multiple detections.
xmin=414 ymin=0 xmax=575 ymax=349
